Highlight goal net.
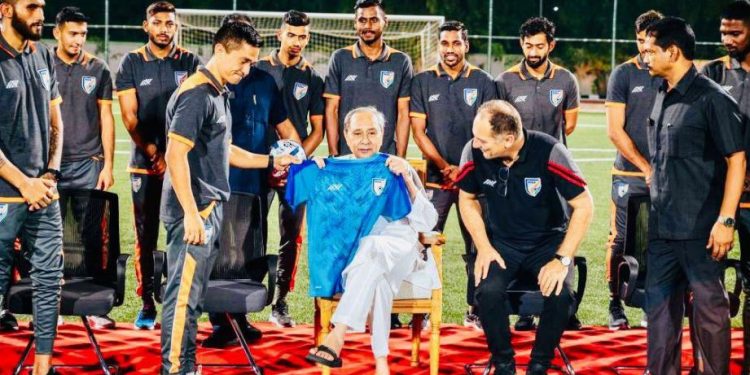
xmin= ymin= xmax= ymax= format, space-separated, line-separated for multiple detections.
xmin=175 ymin=9 xmax=444 ymax=75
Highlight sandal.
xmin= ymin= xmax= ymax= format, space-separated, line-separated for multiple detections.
xmin=305 ymin=344 xmax=343 ymax=368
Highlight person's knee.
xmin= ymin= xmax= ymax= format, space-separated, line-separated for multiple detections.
xmin=476 ymin=276 xmax=508 ymax=305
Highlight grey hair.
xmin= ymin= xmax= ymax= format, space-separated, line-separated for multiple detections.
xmin=343 ymin=106 xmax=385 ymax=133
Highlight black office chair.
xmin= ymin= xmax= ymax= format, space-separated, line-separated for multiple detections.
xmin=464 ymin=256 xmax=588 ymax=375
xmin=615 ymin=194 xmax=742 ymax=373
xmin=155 ymin=192 xmax=276 ymax=375
xmin=8 ymin=189 xmax=128 ymax=375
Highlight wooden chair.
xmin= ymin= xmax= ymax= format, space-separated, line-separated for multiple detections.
xmin=313 ymin=158 xmax=444 ymax=375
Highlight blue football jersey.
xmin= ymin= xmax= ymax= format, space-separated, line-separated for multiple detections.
xmin=286 ymin=153 xmax=412 ymax=297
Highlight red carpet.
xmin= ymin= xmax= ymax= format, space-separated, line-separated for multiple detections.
xmin=0 ymin=323 xmax=744 ymax=374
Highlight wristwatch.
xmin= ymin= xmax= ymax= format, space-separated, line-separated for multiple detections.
xmin=717 ymin=215 xmax=735 ymax=228
xmin=44 ymin=168 xmax=62 ymax=182
xmin=554 ymin=254 xmax=572 ymax=267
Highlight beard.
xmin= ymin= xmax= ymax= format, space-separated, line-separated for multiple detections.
xmin=359 ymin=29 xmax=382 ymax=46
xmin=149 ymin=33 xmax=174 ymax=49
xmin=525 ymin=54 xmax=548 ymax=69
xmin=11 ymin=14 xmax=42 ymax=41
xmin=728 ymin=43 xmax=750 ymax=61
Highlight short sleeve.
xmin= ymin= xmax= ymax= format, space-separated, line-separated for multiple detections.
xmin=269 ymin=83 xmax=288 ymax=127
xmin=547 ymin=143 xmax=587 ymax=200
xmin=381 ymin=175 xmax=412 ymax=221
xmin=456 ymin=141 xmax=480 ymax=194
xmin=409 ymin=76 xmax=426 ymax=118
xmin=324 ymin=52 xmax=341 ymax=98
xmin=115 ymin=55 xmax=135 ymax=92
xmin=495 ymin=74 xmax=509 ymax=101
xmin=398 ymin=56 xmax=413 ymax=99
xmin=309 ymin=70 xmax=325 ymax=116
xmin=46 ymin=52 xmax=60 ymax=102
xmin=97 ymin=63 xmax=114 ymax=101
xmin=481 ymin=75 xmax=498 ymax=102
xmin=707 ymin=92 xmax=745 ymax=157
xmin=605 ymin=64 xmax=629 ymax=105
xmin=285 ymin=161 xmax=318 ymax=209
xmin=167 ymin=89 xmax=211 ymax=148
xmin=564 ymin=73 xmax=580 ymax=111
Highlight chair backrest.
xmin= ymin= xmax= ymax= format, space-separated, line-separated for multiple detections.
xmin=17 ymin=189 xmax=120 ymax=282
xmin=209 ymin=192 xmax=267 ymax=281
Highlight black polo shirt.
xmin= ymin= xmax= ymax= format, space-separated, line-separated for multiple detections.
xmin=54 ymin=49 xmax=113 ymax=162
xmin=456 ymin=129 xmax=587 ymax=251
xmin=161 ymin=68 xmax=232 ymax=224
xmin=648 ymin=65 xmax=744 ymax=240
xmin=255 ymin=50 xmax=324 ymax=141
xmin=115 ymin=44 xmax=201 ymax=175
xmin=496 ymin=60 xmax=579 ymax=144
xmin=324 ymin=42 xmax=413 ymax=155
xmin=605 ymin=56 xmax=662 ymax=173
xmin=0 ymin=36 xmax=61 ymax=201
xmin=410 ymin=63 xmax=497 ymax=184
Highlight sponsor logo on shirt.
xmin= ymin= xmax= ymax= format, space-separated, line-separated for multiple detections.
xmin=483 ymin=179 xmax=497 ymax=187
xmin=514 ymin=95 xmax=527 ymax=103
xmin=428 ymin=94 xmax=440 ymax=102
xmin=175 ymin=71 xmax=188 ymax=86
xmin=5 ymin=80 xmax=19 ymax=89
xmin=549 ymin=89 xmax=564 ymax=107
xmin=525 ymin=177 xmax=542 ymax=197
xmin=380 ymin=70 xmax=395 ymax=88
xmin=132 ymin=176 xmax=142 ymax=193
xmin=139 ymin=78 xmax=153 ymax=87
xmin=0 ymin=204 xmax=7 ymax=223
xmin=37 ymin=68 xmax=51 ymax=91
xmin=464 ymin=88 xmax=478 ymax=106
xmin=327 ymin=183 xmax=343 ymax=192
xmin=293 ymin=82 xmax=308 ymax=100
xmin=722 ymin=85 xmax=734 ymax=92
xmin=345 ymin=75 xmax=358 ymax=82
xmin=372 ymin=178 xmax=387 ymax=196
xmin=631 ymin=86 xmax=644 ymax=93
xmin=81 ymin=76 xmax=97 ymax=94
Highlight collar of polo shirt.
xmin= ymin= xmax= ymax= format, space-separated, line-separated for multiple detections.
xmin=144 ymin=42 xmax=178 ymax=61
xmin=661 ymin=65 xmax=698 ymax=96
xmin=53 ymin=47 xmax=86 ymax=65
xmin=0 ymin=33 xmax=35 ymax=58
xmin=519 ymin=58 xmax=556 ymax=81
xmin=722 ymin=55 xmax=743 ymax=71
xmin=352 ymin=41 xmax=391 ymax=62
xmin=269 ymin=49 xmax=309 ymax=70
xmin=436 ymin=61 xmax=474 ymax=79
xmin=631 ymin=55 xmax=649 ymax=71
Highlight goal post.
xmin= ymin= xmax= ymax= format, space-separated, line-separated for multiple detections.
xmin=175 ymin=9 xmax=445 ymax=75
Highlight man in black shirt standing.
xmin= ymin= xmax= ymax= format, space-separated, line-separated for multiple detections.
xmin=642 ymin=17 xmax=745 ymax=375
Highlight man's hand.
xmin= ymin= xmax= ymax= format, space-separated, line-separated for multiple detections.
xmin=183 ymin=212 xmax=206 ymax=245
xmin=473 ymin=247 xmax=506 ymax=287
xmin=273 ymin=155 xmax=301 ymax=170
xmin=312 ymin=156 xmax=326 ymax=169
xmin=441 ymin=165 xmax=459 ymax=186
xmin=706 ymin=222 xmax=734 ymax=260
xmin=642 ymin=165 xmax=653 ymax=187
xmin=386 ymin=156 xmax=410 ymax=177
xmin=96 ymin=167 xmax=114 ymax=190
xmin=538 ymin=258 xmax=569 ymax=297
xmin=19 ymin=177 xmax=56 ymax=211
xmin=151 ymin=153 xmax=167 ymax=175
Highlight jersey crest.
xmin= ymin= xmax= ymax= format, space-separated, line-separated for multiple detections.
xmin=380 ymin=70 xmax=395 ymax=88
xmin=37 ymin=68 xmax=51 ymax=91
xmin=525 ymin=177 xmax=542 ymax=197
xmin=464 ymin=88 xmax=478 ymax=106
xmin=82 ymin=76 xmax=97 ymax=94
xmin=549 ymin=89 xmax=564 ymax=107
xmin=175 ymin=71 xmax=188 ymax=86
xmin=372 ymin=178 xmax=387 ymax=196
xmin=293 ymin=82 xmax=308 ymax=100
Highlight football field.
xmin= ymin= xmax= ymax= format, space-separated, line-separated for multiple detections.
xmin=102 ymin=103 xmax=742 ymax=327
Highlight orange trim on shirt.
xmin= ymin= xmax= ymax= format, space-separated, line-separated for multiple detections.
xmin=604 ymin=101 xmax=626 ymax=108
xmin=398 ymin=96 xmax=411 ymax=102
xmin=116 ymin=88 xmax=136 ymax=97
xmin=199 ymin=201 xmax=216 ymax=220
xmin=50 ymin=97 xmax=63 ymax=106
xmin=323 ymin=93 xmax=340 ymax=99
xmin=127 ymin=167 xmax=160 ymax=175
xmin=409 ymin=112 xmax=427 ymax=119
xmin=168 ymin=132 xmax=195 ymax=148
xmin=97 ymin=99 xmax=113 ymax=105
xmin=611 ymin=167 xmax=646 ymax=178
xmin=564 ymin=107 xmax=580 ymax=113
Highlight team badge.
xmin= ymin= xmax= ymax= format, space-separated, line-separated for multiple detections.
xmin=524 ymin=177 xmax=542 ymax=197
xmin=82 ymin=76 xmax=97 ymax=94
xmin=37 ymin=68 xmax=51 ymax=91
xmin=132 ymin=176 xmax=142 ymax=193
xmin=372 ymin=178 xmax=387 ymax=196
xmin=549 ymin=89 xmax=564 ymax=107
xmin=0 ymin=204 xmax=7 ymax=223
xmin=293 ymin=82 xmax=308 ymax=100
xmin=464 ymin=88 xmax=478 ymax=106
xmin=380 ymin=70 xmax=395 ymax=88
xmin=617 ymin=183 xmax=629 ymax=198
xmin=175 ymin=71 xmax=188 ymax=86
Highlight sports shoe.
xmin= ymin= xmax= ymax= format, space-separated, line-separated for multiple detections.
xmin=514 ymin=315 xmax=536 ymax=331
xmin=269 ymin=301 xmax=295 ymax=328
xmin=463 ymin=312 xmax=483 ymax=331
xmin=608 ymin=299 xmax=630 ymax=330
xmin=390 ymin=314 xmax=403 ymax=329
xmin=490 ymin=357 xmax=516 ymax=375
xmin=0 ymin=310 xmax=18 ymax=331
xmin=134 ymin=307 xmax=158 ymax=330
xmin=566 ymin=313 xmax=583 ymax=330
xmin=87 ymin=314 xmax=116 ymax=329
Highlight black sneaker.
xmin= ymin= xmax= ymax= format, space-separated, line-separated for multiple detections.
xmin=514 ymin=315 xmax=536 ymax=331
xmin=269 ymin=301 xmax=295 ymax=328
xmin=527 ymin=362 xmax=549 ymax=375
xmin=390 ymin=314 xmax=402 ymax=329
xmin=490 ymin=358 xmax=516 ymax=375
xmin=0 ymin=310 xmax=18 ymax=331
xmin=608 ymin=299 xmax=630 ymax=330
xmin=566 ymin=313 xmax=583 ymax=331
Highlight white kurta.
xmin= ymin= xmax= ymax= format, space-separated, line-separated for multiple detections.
xmin=331 ymin=165 xmax=440 ymax=358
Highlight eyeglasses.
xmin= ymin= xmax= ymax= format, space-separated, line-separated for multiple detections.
xmin=497 ymin=166 xmax=509 ymax=197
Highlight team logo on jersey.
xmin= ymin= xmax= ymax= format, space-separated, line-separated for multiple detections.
xmin=175 ymin=71 xmax=188 ymax=86
xmin=81 ymin=76 xmax=97 ymax=94
xmin=140 ymin=78 xmax=153 ymax=87
xmin=0 ymin=204 xmax=7 ymax=223
xmin=327 ymin=183 xmax=343 ymax=192
xmin=380 ymin=71 xmax=395 ymax=88
xmin=37 ymin=68 xmax=51 ymax=91
xmin=428 ymin=94 xmax=440 ymax=102
xmin=5 ymin=80 xmax=19 ymax=89
xmin=132 ymin=176 xmax=142 ymax=193
xmin=514 ymin=95 xmax=527 ymax=103
xmin=464 ymin=88 xmax=478 ymax=106
xmin=293 ymin=82 xmax=308 ymax=100
xmin=525 ymin=177 xmax=542 ymax=197
xmin=617 ymin=182 xmax=629 ymax=198
xmin=483 ymin=179 xmax=497 ymax=187
xmin=631 ymin=86 xmax=644 ymax=93
xmin=549 ymin=89 xmax=564 ymax=107
xmin=372 ymin=178 xmax=387 ymax=196
xmin=345 ymin=75 xmax=358 ymax=82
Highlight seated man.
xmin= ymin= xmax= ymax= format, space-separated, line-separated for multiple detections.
xmin=293 ymin=106 xmax=439 ymax=374
xmin=457 ymin=100 xmax=593 ymax=375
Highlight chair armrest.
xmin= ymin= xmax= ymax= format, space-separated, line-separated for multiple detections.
xmin=265 ymin=255 xmax=278 ymax=306
xmin=617 ymin=255 xmax=640 ymax=305
xmin=573 ymin=256 xmax=587 ymax=307
xmin=153 ymin=250 xmax=166 ymax=304
xmin=114 ymin=254 xmax=130 ymax=306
